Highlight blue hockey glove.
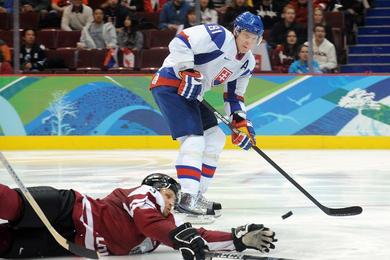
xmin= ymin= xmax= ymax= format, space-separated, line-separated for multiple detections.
xmin=178 ymin=70 xmax=203 ymax=101
xmin=232 ymin=224 xmax=277 ymax=253
xmin=170 ymin=222 xmax=208 ymax=260
xmin=231 ymin=113 xmax=256 ymax=150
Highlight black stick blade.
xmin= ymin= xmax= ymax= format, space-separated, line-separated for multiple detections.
xmin=68 ymin=241 xmax=99 ymax=259
xmin=325 ymin=206 xmax=363 ymax=216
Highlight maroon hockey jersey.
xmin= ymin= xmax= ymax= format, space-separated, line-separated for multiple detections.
xmin=71 ymin=185 xmax=234 ymax=255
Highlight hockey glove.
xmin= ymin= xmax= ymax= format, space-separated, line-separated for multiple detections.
xmin=232 ymin=224 xmax=277 ymax=253
xmin=178 ymin=70 xmax=203 ymax=101
xmin=231 ymin=113 xmax=256 ymax=150
xmin=170 ymin=222 xmax=208 ymax=260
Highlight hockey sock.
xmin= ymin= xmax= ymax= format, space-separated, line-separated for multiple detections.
xmin=200 ymin=163 xmax=216 ymax=194
xmin=0 ymin=184 xmax=22 ymax=221
xmin=176 ymin=136 xmax=205 ymax=194
xmin=0 ymin=224 xmax=12 ymax=255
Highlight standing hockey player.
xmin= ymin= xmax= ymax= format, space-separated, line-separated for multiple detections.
xmin=0 ymin=173 xmax=277 ymax=258
xmin=150 ymin=12 xmax=263 ymax=216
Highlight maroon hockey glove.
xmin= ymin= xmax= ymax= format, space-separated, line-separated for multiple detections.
xmin=232 ymin=224 xmax=277 ymax=253
xmin=178 ymin=70 xmax=203 ymax=101
xmin=170 ymin=222 xmax=208 ymax=260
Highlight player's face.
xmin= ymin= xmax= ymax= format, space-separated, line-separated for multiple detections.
xmin=160 ymin=188 xmax=176 ymax=217
xmin=236 ymin=31 xmax=261 ymax=53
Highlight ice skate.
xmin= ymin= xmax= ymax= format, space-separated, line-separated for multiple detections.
xmin=197 ymin=192 xmax=222 ymax=217
xmin=175 ymin=193 xmax=216 ymax=224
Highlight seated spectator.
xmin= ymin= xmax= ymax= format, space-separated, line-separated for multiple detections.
xmin=0 ymin=39 xmax=12 ymax=74
xmin=288 ymin=44 xmax=321 ymax=73
xmin=0 ymin=0 xmax=13 ymax=13
xmin=271 ymin=29 xmax=298 ymax=73
xmin=305 ymin=24 xmax=337 ymax=73
xmin=21 ymin=0 xmax=51 ymax=14
xmin=159 ymin=0 xmax=191 ymax=30
xmin=223 ymin=0 xmax=254 ymax=31
xmin=288 ymin=0 xmax=307 ymax=26
xmin=77 ymin=8 xmax=117 ymax=49
xmin=61 ymin=0 xmax=93 ymax=31
xmin=101 ymin=0 xmax=130 ymax=28
xmin=20 ymin=29 xmax=46 ymax=72
xmin=118 ymin=15 xmax=143 ymax=50
xmin=184 ymin=7 xmax=196 ymax=28
xmin=254 ymin=0 xmax=280 ymax=30
xmin=200 ymin=0 xmax=218 ymax=24
xmin=269 ymin=4 xmax=305 ymax=48
xmin=52 ymin=0 xmax=88 ymax=13
xmin=121 ymin=0 xmax=144 ymax=12
xmin=143 ymin=0 xmax=167 ymax=12
xmin=313 ymin=7 xmax=333 ymax=44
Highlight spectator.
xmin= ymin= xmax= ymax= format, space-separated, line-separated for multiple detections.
xmin=184 ymin=7 xmax=196 ymax=28
xmin=101 ymin=0 xmax=130 ymax=28
xmin=271 ymin=29 xmax=298 ymax=73
xmin=223 ymin=0 xmax=254 ymax=31
xmin=269 ymin=4 xmax=305 ymax=48
xmin=200 ymin=0 xmax=218 ymax=24
xmin=288 ymin=0 xmax=307 ymax=26
xmin=51 ymin=0 xmax=88 ymax=13
xmin=121 ymin=0 xmax=144 ymax=12
xmin=288 ymin=44 xmax=321 ymax=73
xmin=272 ymin=0 xmax=289 ymax=13
xmin=0 ymin=39 xmax=12 ymax=74
xmin=61 ymin=0 xmax=93 ymax=31
xmin=313 ymin=7 xmax=333 ymax=44
xmin=118 ymin=15 xmax=143 ymax=50
xmin=254 ymin=0 xmax=280 ymax=30
xmin=305 ymin=24 xmax=337 ymax=73
xmin=77 ymin=8 xmax=117 ymax=49
xmin=0 ymin=0 xmax=13 ymax=13
xmin=159 ymin=0 xmax=191 ymax=30
xmin=20 ymin=29 xmax=46 ymax=72
xmin=21 ymin=0 xmax=51 ymax=13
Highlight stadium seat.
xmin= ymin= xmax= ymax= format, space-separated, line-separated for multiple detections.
xmin=1 ymin=30 xmax=13 ymax=46
xmin=76 ymin=49 xmax=107 ymax=71
xmin=138 ymin=47 xmax=169 ymax=72
xmin=18 ymin=12 xmax=40 ymax=29
xmin=142 ymin=29 xmax=176 ymax=49
xmin=324 ymin=12 xmax=344 ymax=29
xmin=0 ymin=13 xmax=10 ymax=30
xmin=137 ymin=12 xmax=160 ymax=30
xmin=57 ymin=30 xmax=81 ymax=48
xmin=37 ymin=29 xmax=59 ymax=49
xmin=46 ymin=48 xmax=77 ymax=70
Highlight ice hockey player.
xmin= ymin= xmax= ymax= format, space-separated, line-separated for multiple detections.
xmin=150 ymin=12 xmax=263 ymax=217
xmin=0 ymin=173 xmax=277 ymax=259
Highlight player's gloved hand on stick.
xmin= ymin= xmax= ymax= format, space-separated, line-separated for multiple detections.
xmin=231 ymin=112 xmax=256 ymax=150
xmin=232 ymin=224 xmax=277 ymax=253
xmin=170 ymin=222 xmax=208 ymax=260
xmin=178 ymin=70 xmax=203 ymax=101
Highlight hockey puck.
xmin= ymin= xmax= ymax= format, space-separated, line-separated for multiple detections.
xmin=281 ymin=211 xmax=293 ymax=219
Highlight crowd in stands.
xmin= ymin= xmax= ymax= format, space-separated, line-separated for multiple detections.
xmin=0 ymin=0 xmax=372 ymax=74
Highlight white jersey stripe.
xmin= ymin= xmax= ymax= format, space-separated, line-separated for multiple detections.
xmin=80 ymin=195 xmax=95 ymax=250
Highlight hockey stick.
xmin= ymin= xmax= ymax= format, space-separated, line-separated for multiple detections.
xmin=201 ymin=100 xmax=362 ymax=217
xmin=205 ymin=251 xmax=293 ymax=260
xmin=0 ymin=152 xmax=99 ymax=259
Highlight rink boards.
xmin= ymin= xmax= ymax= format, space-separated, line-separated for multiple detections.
xmin=0 ymin=74 xmax=389 ymax=149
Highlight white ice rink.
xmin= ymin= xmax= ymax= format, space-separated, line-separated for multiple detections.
xmin=0 ymin=149 xmax=389 ymax=260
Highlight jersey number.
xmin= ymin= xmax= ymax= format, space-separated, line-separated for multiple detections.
xmin=207 ymin=25 xmax=223 ymax=34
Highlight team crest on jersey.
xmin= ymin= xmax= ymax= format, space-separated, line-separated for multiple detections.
xmin=213 ymin=67 xmax=233 ymax=85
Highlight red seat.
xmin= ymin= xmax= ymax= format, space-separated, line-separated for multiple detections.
xmin=37 ymin=29 xmax=59 ymax=49
xmin=324 ymin=12 xmax=344 ymax=29
xmin=76 ymin=49 xmax=107 ymax=70
xmin=0 ymin=13 xmax=10 ymax=30
xmin=142 ymin=29 xmax=176 ymax=49
xmin=1 ymin=30 xmax=13 ymax=46
xmin=138 ymin=47 xmax=169 ymax=72
xmin=57 ymin=30 xmax=81 ymax=48
xmin=46 ymin=48 xmax=77 ymax=70
xmin=137 ymin=12 xmax=160 ymax=29
xmin=18 ymin=12 xmax=40 ymax=29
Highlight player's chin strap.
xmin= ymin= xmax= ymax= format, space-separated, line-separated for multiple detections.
xmin=199 ymin=98 xmax=362 ymax=217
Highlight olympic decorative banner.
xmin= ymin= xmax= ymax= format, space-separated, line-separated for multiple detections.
xmin=0 ymin=75 xmax=389 ymax=136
